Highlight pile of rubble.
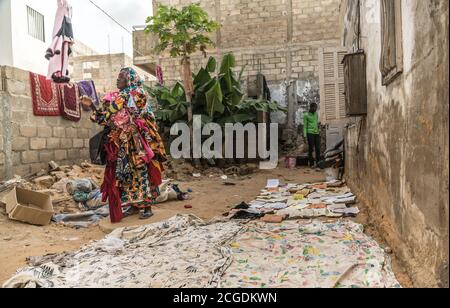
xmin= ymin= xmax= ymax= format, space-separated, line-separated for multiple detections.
xmin=0 ymin=161 xmax=105 ymax=216
xmin=1 ymin=160 xmax=192 ymax=228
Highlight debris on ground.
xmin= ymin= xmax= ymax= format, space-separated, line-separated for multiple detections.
xmin=237 ymin=179 xmax=359 ymax=221
xmin=0 ymin=161 xmax=192 ymax=228
xmin=1 ymin=187 xmax=54 ymax=226
xmin=2 ymin=214 xmax=400 ymax=288
xmin=318 ymin=139 xmax=345 ymax=182
xmin=163 ymin=157 xmax=259 ymax=182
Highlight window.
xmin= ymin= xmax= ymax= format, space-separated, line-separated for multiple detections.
xmin=27 ymin=6 xmax=45 ymax=42
xmin=380 ymin=0 xmax=403 ymax=86
xmin=318 ymin=47 xmax=348 ymax=123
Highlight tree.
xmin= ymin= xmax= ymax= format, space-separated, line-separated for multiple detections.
xmin=145 ymin=4 xmax=219 ymax=123
xmin=151 ymin=54 xmax=287 ymax=128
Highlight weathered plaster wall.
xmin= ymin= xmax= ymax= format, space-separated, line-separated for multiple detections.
xmin=342 ymin=0 xmax=449 ymax=287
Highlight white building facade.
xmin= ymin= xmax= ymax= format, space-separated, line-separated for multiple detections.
xmin=0 ymin=0 xmax=56 ymax=75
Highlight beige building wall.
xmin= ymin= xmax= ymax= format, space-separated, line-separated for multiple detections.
xmin=134 ymin=0 xmax=342 ymax=125
xmin=340 ymin=0 xmax=449 ymax=287
xmin=146 ymin=0 xmax=341 ymax=83
xmin=0 ymin=66 xmax=100 ymax=180
xmin=71 ymin=40 xmax=99 ymax=57
xmin=70 ymin=53 xmax=156 ymax=95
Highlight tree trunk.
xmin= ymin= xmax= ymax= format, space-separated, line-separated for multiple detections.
xmin=181 ymin=56 xmax=198 ymax=164
xmin=181 ymin=56 xmax=194 ymax=123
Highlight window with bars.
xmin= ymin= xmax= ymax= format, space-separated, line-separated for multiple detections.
xmin=27 ymin=6 xmax=45 ymax=42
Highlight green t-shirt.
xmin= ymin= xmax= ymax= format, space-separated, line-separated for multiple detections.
xmin=303 ymin=112 xmax=320 ymax=137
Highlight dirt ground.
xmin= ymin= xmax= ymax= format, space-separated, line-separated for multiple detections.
xmin=0 ymin=166 xmax=413 ymax=287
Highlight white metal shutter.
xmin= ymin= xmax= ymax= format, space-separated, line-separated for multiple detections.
xmin=319 ymin=47 xmax=348 ymax=124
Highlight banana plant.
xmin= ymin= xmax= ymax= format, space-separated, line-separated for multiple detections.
xmin=150 ymin=82 xmax=188 ymax=125
xmin=192 ymin=53 xmax=243 ymax=119
xmin=152 ymin=53 xmax=287 ymax=126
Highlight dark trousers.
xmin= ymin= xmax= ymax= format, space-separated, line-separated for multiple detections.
xmin=307 ymin=134 xmax=321 ymax=166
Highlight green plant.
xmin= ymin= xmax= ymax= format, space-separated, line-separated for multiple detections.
xmin=145 ymin=4 xmax=219 ymax=123
xmin=192 ymin=53 xmax=244 ymax=119
xmin=151 ymin=53 xmax=287 ymax=127
xmin=149 ymin=83 xmax=187 ymax=125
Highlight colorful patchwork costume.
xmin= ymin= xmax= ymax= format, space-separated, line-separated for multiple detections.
xmin=91 ymin=68 xmax=167 ymax=222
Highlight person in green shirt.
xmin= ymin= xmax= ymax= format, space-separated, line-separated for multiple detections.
xmin=303 ymin=103 xmax=321 ymax=167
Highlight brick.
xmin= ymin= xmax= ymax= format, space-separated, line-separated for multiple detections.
xmin=54 ymin=150 xmax=67 ymax=161
xmin=12 ymin=137 xmax=29 ymax=151
xmin=77 ymin=128 xmax=90 ymax=139
xmin=21 ymin=151 xmax=39 ymax=164
xmin=61 ymin=139 xmax=73 ymax=149
xmin=12 ymin=96 xmax=33 ymax=112
xmin=66 ymin=127 xmax=77 ymax=138
xmin=12 ymin=111 xmax=28 ymax=123
xmin=53 ymin=127 xmax=66 ymax=138
xmin=20 ymin=126 xmax=37 ymax=137
xmin=67 ymin=149 xmax=81 ymax=159
xmin=81 ymin=120 xmax=95 ymax=129
xmin=39 ymin=150 xmax=55 ymax=162
xmin=3 ymin=66 xmax=29 ymax=81
xmin=7 ymin=80 xmax=28 ymax=96
xmin=73 ymin=139 xmax=84 ymax=148
xmin=45 ymin=116 xmax=61 ymax=126
xmin=80 ymin=149 xmax=89 ymax=159
xmin=46 ymin=138 xmax=60 ymax=149
xmin=30 ymin=138 xmax=46 ymax=150
xmin=12 ymin=123 xmax=20 ymax=136
xmin=12 ymin=152 xmax=21 ymax=165
xmin=38 ymin=126 xmax=53 ymax=137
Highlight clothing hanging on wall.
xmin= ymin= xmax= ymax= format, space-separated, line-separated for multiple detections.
xmin=156 ymin=65 xmax=164 ymax=85
xmin=59 ymin=83 xmax=81 ymax=122
xmin=77 ymin=80 xmax=100 ymax=111
xmin=29 ymin=72 xmax=62 ymax=116
xmin=46 ymin=0 xmax=74 ymax=83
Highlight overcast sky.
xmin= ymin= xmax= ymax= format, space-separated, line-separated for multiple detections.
xmin=71 ymin=0 xmax=153 ymax=56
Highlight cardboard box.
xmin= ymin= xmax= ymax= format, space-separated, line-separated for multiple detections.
xmin=1 ymin=187 xmax=54 ymax=226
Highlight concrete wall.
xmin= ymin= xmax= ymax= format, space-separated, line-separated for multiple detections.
xmin=0 ymin=66 xmax=100 ymax=181
xmin=152 ymin=0 xmax=340 ymax=83
xmin=341 ymin=0 xmax=449 ymax=287
xmin=134 ymin=0 xmax=342 ymax=125
xmin=71 ymin=40 xmax=99 ymax=58
xmin=70 ymin=53 xmax=155 ymax=95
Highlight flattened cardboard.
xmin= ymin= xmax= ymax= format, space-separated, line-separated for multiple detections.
xmin=2 ymin=187 xmax=54 ymax=226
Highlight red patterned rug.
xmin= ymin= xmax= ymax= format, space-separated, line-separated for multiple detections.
xmin=29 ymin=72 xmax=61 ymax=116
xmin=59 ymin=83 xmax=81 ymax=122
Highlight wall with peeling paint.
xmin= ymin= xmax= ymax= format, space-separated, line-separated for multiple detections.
xmin=340 ymin=0 xmax=449 ymax=287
